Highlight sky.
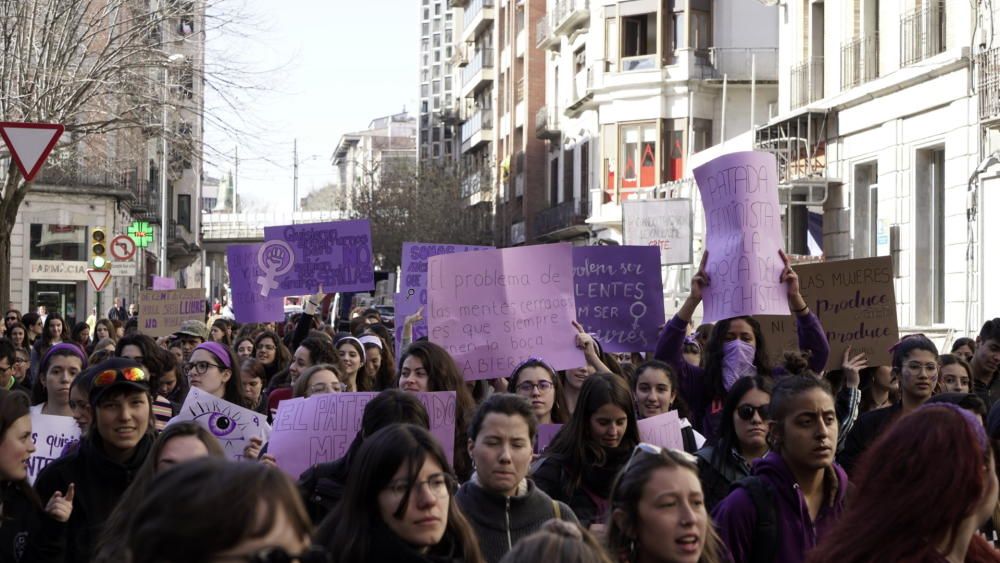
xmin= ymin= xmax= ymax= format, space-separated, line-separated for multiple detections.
xmin=203 ymin=0 xmax=420 ymax=213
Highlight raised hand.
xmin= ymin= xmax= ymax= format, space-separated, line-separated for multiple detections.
xmin=840 ymin=346 xmax=867 ymax=388
xmin=689 ymin=251 xmax=711 ymax=303
xmin=45 ymin=483 xmax=75 ymax=523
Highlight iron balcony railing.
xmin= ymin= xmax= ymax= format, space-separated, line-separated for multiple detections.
xmin=977 ymin=47 xmax=1000 ymax=123
xmin=901 ymin=0 xmax=946 ymax=66
xmin=460 ymin=168 xmax=492 ymax=198
xmin=842 ymin=33 xmax=879 ymax=89
xmin=531 ymin=199 xmax=586 ymax=239
xmin=699 ymin=48 xmax=779 ymax=81
xmin=791 ymin=57 xmax=824 ymax=109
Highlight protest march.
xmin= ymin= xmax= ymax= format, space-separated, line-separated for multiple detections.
xmin=3 ymin=150 xmax=1000 ymax=563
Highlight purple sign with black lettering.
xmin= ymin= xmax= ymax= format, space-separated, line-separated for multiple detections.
xmin=227 ymin=243 xmax=284 ymax=322
xmin=260 ymin=219 xmax=374 ymax=298
xmin=572 ymin=246 xmax=665 ymax=352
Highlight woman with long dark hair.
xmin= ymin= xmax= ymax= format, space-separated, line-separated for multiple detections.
xmin=629 ymin=360 xmax=704 ymax=452
xmin=654 ymin=252 xmax=829 ymax=443
xmin=531 ymin=373 xmax=640 ymax=529
xmin=317 ymin=424 xmax=486 ymax=563
xmin=695 ymin=375 xmax=772 ymax=511
xmin=254 ymin=330 xmax=291 ymax=384
xmin=362 ymin=334 xmax=397 ymax=391
xmin=810 ymin=404 xmax=1000 ymax=562
xmin=510 ymin=358 xmax=569 ymax=424
xmin=30 ymin=312 xmax=69 ymax=381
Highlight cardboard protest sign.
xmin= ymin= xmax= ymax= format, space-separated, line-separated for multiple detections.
xmin=638 ymin=411 xmax=684 ymax=451
xmin=138 ymin=288 xmax=205 ymax=337
xmin=534 ymin=423 xmax=562 ymax=455
xmin=171 ymin=387 xmax=271 ymax=461
xmin=151 ymin=275 xmax=176 ymax=290
xmin=622 ymin=199 xmax=693 ymax=266
xmin=757 ymin=256 xmax=898 ymax=371
xmin=573 ymin=246 xmax=665 ymax=352
xmin=427 ymin=244 xmax=585 ymax=381
xmin=396 ymin=242 xmax=493 ymax=357
xmin=226 ymin=243 xmax=284 ymax=322
xmin=693 ymin=151 xmax=788 ymax=322
xmin=27 ymin=414 xmax=80 ymax=484
xmin=260 ymin=219 xmax=374 ymax=298
xmin=268 ymin=391 xmax=456 ymax=479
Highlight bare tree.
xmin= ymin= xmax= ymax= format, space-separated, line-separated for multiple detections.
xmin=0 ymin=0 xmax=265 ymax=304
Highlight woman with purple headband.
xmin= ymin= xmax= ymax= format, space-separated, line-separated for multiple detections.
xmin=31 ymin=343 xmax=88 ymax=417
xmin=184 ymin=341 xmax=247 ymax=407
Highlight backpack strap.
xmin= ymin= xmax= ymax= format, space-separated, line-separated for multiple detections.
xmin=732 ymin=476 xmax=778 ymax=563
xmin=552 ymin=499 xmax=561 ymax=520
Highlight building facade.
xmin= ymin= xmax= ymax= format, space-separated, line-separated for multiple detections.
xmin=420 ymin=0 xmax=460 ymax=163
xmin=330 ymin=112 xmax=418 ymax=213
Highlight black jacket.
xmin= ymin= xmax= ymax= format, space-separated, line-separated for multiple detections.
xmin=530 ymin=447 xmax=629 ymax=528
xmin=0 ymin=481 xmax=63 ymax=563
xmin=298 ymin=456 xmax=350 ymax=525
xmin=837 ymin=403 xmax=902 ymax=475
xmin=342 ymin=521 xmax=468 ymax=563
xmin=455 ymin=479 xmax=577 ymax=563
xmin=695 ymin=446 xmax=752 ymax=512
xmin=34 ymin=434 xmax=153 ymax=563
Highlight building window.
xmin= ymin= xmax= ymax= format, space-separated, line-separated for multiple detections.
xmin=29 ymin=224 xmax=86 ymax=261
xmin=852 ymin=161 xmax=879 ymax=258
xmin=692 ymin=118 xmax=712 ymax=152
xmin=666 ymin=125 xmax=684 ymax=181
xmin=621 ymin=13 xmax=656 ymax=71
xmin=915 ymin=147 xmax=945 ymax=325
xmin=620 ymin=123 xmax=657 ymax=195
xmin=178 ymin=194 xmax=191 ymax=231
xmin=690 ymin=9 xmax=711 ymax=51
xmin=549 ymin=156 xmax=559 ymax=206
xmin=563 ymin=147 xmax=574 ymax=202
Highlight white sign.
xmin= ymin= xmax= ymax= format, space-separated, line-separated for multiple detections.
xmin=30 ymin=260 xmax=88 ymax=281
xmin=169 ymin=387 xmax=271 ymax=461
xmin=111 ymin=260 xmax=137 ymax=276
xmin=623 ymin=199 xmax=693 ymax=266
xmin=27 ymin=413 xmax=80 ymax=484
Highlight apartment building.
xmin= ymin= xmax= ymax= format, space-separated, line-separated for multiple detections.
xmin=331 ymin=112 xmax=418 ymax=213
xmin=420 ymin=0 xmax=460 ymax=163
xmin=757 ymin=0 xmax=984 ymax=333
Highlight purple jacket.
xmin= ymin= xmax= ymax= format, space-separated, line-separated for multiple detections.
xmin=654 ymin=312 xmax=830 ymax=443
xmin=711 ymin=452 xmax=848 ymax=563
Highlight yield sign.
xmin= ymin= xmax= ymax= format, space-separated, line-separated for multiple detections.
xmin=0 ymin=122 xmax=64 ymax=182
xmin=87 ymin=269 xmax=112 ymax=292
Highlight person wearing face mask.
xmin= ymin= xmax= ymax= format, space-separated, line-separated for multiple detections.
xmin=629 ymin=360 xmax=704 ymax=453
xmin=456 ymin=394 xmax=579 ymax=563
xmin=654 ymin=251 xmax=830 ymax=445
xmin=531 ymin=373 xmax=640 ymax=530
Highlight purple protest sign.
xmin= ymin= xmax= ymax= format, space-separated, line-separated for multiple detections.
xmin=693 ymin=151 xmax=788 ymax=323
xmin=394 ymin=290 xmax=425 ymax=361
xmin=260 ymin=219 xmax=374 ymax=298
xmin=572 ymin=246 xmax=665 ymax=352
xmin=427 ymin=244 xmax=584 ymax=381
xmin=268 ymin=391 xmax=456 ymax=479
xmin=534 ymin=423 xmax=562 ymax=455
xmin=151 ymin=276 xmax=176 ymax=290
xmin=227 ymin=244 xmax=284 ymax=322
xmin=638 ymin=411 xmax=684 ymax=451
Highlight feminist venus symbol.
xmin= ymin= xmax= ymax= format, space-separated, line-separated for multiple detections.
xmin=256 ymin=240 xmax=295 ymax=297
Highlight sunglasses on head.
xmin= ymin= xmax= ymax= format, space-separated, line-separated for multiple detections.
xmin=93 ymin=367 xmax=147 ymax=387
xmin=736 ymin=404 xmax=770 ymax=421
xmin=621 ymin=442 xmax=696 ymax=476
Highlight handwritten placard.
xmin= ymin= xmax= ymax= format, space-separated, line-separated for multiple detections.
xmin=535 ymin=423 xmax=562 ymax=455
xmin=138 ymin=288 xmax=206 ymax=337
xmin=622 ymin=199 xmax=693 ymax=266
xmin=693 ymin=151 xmax=788 ymax=322
xmin=227 ymin=244 xmax=284 ymax=322
xmin=260 ymin=219 xmax=374 ymax=298
xmin=27 ymin=414 xmax=80 ymax=484
xmin=573 ymin=246 xmax=665 ymax=352
xmin=396 ymin=243 xmax=493 ymax=357
xmin=170 ymin=387 xmax=271 ymax=461
xmin=427 ymin=244 xmax=585 ymax=381
xmin=268 ymin=391 xmax=456 ymax=479
xmin=638 ymin=411 xmax=684 ymax=451
xmin=757 ymin=256 xmax=898 ymax=371
xmin=151 ymin=276 xmax=176 ymax=290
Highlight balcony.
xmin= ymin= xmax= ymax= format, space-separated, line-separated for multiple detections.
xmin=536 ymin=16 xmax=558 ymax=50
xmin=901 ymin=0 xmax=946 ymax=66
xmin=462 ymin=0 xmax=494 ymax=42
xmin=977 ymin=47 xmax=1000 ymax=125
xmin=550 ymin=0 xmax=589 ymax=38
xmin=791 ymin=57 xmax=824 ymax=110
xmin=451 ymin=43 xmax=469 ymax=68
xmin=698 ymin=48 xmax=779 ymax=82
xmin=461 ymin=48 xmax=494 ymax=97
xmin=565 ymin=66 xmax=594 ymax=117
xmin=461 ymin=108 xmax=493 ymax=152
xmin=33 ymin=167 xmax=120 ymax=190
xmin=535 ymin=106 xmax=560 ymax=140
xmin=531 ymin=199 xmax=588 ymax=241
xmin=461 ymin=168 xmax=492 ymax=203
xmin=841 ymin=33 xmax=879 ymax=89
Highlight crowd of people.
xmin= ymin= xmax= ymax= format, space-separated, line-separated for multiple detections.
xmin=1 ymin=254 xmax=1000 ymax=563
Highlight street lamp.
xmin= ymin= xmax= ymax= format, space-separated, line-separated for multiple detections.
xmin=160 ymin=52 xmax=186 ymax=278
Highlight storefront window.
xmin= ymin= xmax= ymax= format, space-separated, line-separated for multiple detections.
xmin=29 ymin=224 xmax=86 ymax=261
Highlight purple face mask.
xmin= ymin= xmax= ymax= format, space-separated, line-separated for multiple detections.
xmin=722 ymin=339 xmax=757 ymax=391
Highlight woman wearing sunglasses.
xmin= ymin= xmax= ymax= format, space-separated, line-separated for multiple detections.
xmin=532 ymin=373 xmax=640 ymax=530
xmin=607 ymin=444 xmax=727 ymax=563
xmin=316 ymin=424 xmax=485 ymax=563
xmin=509 ymin=358 xmax=569 ymax=424
xmin=34 ymin=358 xmax=155 ymax=563
xmin=125 ymin=458 xmax=327 ymax=563
xmin=185 ymin=342 xmax=249 ymax=408
xmin=695 ymin=376 xmax=772 ymax=511
xmin=712 ymin=375 xmax=846 ymax=563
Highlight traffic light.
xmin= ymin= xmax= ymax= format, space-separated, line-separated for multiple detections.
xmin=91 ymin=227 xmax=108 ymax=270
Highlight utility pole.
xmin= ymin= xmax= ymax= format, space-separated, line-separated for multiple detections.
xmin=293 ymin=138 xmax=299 ymax=212
xmin=234 ymin=145 xmax=239 ymax=212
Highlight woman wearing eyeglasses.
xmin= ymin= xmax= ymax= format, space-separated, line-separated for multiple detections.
xmin=186 ymin=341 xmax=249 ymax=408
xmin=712 ymin=375 xmax=846 ymax=563
xmin=125 ymin=458 xmax=327 ymax=563
xmin=695 ymin=376 xmax=772 ymax=512
xmin=316 ymin=424 xmax=486 ymax=563
xmin=510 ymin=359 xmax=569 ymax=424
xmin=607 ymin=444 xmax=728 ymax=563
xmin=532 ymin=373 xmax=640 ymax=530
xmin=292 ymin=364 xmax=345 ymax=397
xmin=34 ymin=358 xmax=156 ymax=563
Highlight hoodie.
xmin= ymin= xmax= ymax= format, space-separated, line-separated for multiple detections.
xmin=712 ymin=452 xmax=848 ymax=563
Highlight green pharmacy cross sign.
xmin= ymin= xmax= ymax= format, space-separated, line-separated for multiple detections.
xmin=127 ymin=221 xmax=154 ymax=248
